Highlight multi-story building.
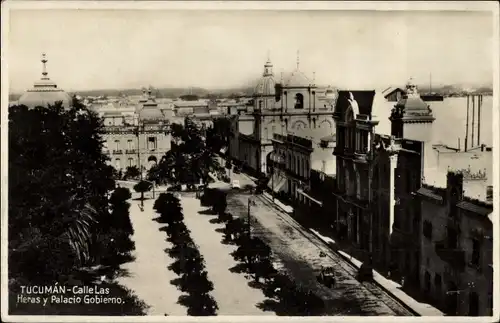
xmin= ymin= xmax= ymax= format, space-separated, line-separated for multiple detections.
xmin=102 ymin=88 xmax=171 ymax=173
xmin=416 ymin=172 xmax=493 ymax=316
xmin=331 ymin=79 xmax=494 ymax=315
xmin=332 ymin=79 xmax=437 ymax=272
xmin=268 ymin=133 xmax=313 ymax=200
xmin=230 ymin=56 xmax=337 ymax=176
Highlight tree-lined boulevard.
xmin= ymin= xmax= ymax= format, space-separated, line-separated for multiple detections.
xmin=8 ymin=101 xmax=418 ymax=316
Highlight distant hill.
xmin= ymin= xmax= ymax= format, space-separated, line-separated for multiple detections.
xmin=9 ymin=83 xmax=492 ymax=102
xmin=67 ymin=86 xmax=256 ymax=99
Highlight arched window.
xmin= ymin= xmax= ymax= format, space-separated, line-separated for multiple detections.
xmin=294 ymin=93 xmax=304 ymax=109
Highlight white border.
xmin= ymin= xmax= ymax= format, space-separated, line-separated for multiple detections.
xmin=1 ymin=1 xmax=499 ymax=323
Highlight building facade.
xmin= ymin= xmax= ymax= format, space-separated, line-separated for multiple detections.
xmin=103 ymin=88 xmax=171 ymax=173
xmin=233 ymin=57 xmax=336 ymax=176
xmin=268 ymin=133 xmax=313 ymax=200
xmin=416 ymin=172 xmax=493 ymax=316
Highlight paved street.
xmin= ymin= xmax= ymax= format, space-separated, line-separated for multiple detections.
xmin=179 ymin=193 xmax=275 ymax=315
xmin=117 ymin=198 xmax=187 ymax=316
xmin=226 ymin=172 xmax=414 ymax=316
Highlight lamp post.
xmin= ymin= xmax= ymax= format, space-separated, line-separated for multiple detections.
xmin=136 ymin=123 xmax=145 ymax=208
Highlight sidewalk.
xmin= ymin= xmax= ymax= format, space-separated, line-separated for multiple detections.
xmin=257 ymin=189 xmax=444 ymax=316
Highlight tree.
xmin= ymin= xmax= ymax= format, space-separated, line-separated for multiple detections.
xmin=156 ymin=118 xmax=223 ymax=186
xmin=185 ymin=294 xmax=218 ymax=316
xmin=123 ymin=166 xmax=140 ymax=180
xmin=224 ymin=217 xmax=246 ymax=242
xmin=9 ymin=100 xmax=115 ymax=284
xmin=214 ymin=192 xmax=227 ymax=221
xmin=154 ymin=193 xmax=184 ymax=226
xmin=133 ymin=180 xmax=152 ymax=206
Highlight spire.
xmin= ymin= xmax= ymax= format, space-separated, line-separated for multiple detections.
xmin=41 ymin=53 xmax=49 ymax=80
xmin=263 ymin=52 xmax=273 ymax=77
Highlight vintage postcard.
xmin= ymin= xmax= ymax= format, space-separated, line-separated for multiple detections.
xmin=1 ymin=1 xmax=499 ymax=322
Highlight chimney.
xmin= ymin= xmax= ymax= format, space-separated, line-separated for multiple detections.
xmin=472 ymin=95 xmax=475 ymax=148
xmin=465 ymin=95 xmax=470 ymax=152
xmin=477 ymin=95 xmax=482 ymax=146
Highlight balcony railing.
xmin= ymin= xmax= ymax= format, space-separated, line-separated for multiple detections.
xmin=112 ymin=150 xmax=123 ymax=154
xmin=435 ymin=240 xmax=466 ymax=271
xmin=125 ymin=149 xmax=137 ymax=154
xmin=354 ymin=151 xmax=369 ymax=163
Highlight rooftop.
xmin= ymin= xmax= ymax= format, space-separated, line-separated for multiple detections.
xmin=18 ymin=54 xmax=72 ymax=109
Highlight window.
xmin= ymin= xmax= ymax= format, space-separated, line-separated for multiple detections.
xmin=294 ymin=93 xmax=304 ymax=109
xmin=114 ymin=140 xmax=120 ymax=150
xmin=471 ymin=238 xmax=480 ymax=267
xmin=486 ymin=186 xmax=493 ymax=202
xmin=115 ymin=158 xmax=121 ymax=169
xmin=148 ymin=136 xmax=157 ymax=150
xmin=423 ymin=221 xmax=433 ymax=239
xmin=128 ymin=158 xmax=134 ymax=167
xmin=259 ymin=100 xmax=263 ymax=110
xmin=127 ymin=139 xmax=133 ymax=150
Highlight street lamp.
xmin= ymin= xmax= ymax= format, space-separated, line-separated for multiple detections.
xmin=247 ymin=196 xmax=256 ymax=239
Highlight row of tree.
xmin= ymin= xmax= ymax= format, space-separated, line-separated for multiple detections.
xmin=153 ymin=193 xmax=218 ymax=316
xmin=202 ymin=192 xmax=324 ymax=315
xmin=8 ymin=101 xmax=146 ymax=314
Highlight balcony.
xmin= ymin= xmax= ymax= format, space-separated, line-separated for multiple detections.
xmin=112 ymin=150 xmax=123 ymax=154
xmin=354 ymin=150 xmax=369 ymax=163
xmin=435 ymin=240 xmax=466 ymax=271
xmin=125 ymin=149 xmax=137 ymax=154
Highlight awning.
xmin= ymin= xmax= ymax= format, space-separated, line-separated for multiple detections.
xmin=268 ymin=172 xmax=287 ymax=193
xmin=297 ymin=188 xmax=323 ymax=206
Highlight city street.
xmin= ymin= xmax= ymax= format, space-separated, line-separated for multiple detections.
xmin=116 ymin=198 xmax=187 ymax=316
xmin=226 ymin=171 xmax=414 ymax=316
xmin=179 ymin=193 xmax=275 ymax=315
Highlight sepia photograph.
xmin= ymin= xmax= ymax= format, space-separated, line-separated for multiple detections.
xmin=1 ymin=1 xmax=498 ymax=321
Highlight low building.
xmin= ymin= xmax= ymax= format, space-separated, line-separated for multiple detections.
xmin=382 ymin=87 xmax=405 ymax=102
xmin=416 ymin=171 xmax=493 ymax=316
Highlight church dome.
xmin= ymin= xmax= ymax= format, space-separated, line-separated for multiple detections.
xmin=18 ymin=54 xmax=72 ymax=109
xmin=138 ymin=87 xmax=165 ymax=122
xmin=254 ymin=58 xmax=276 ymax=96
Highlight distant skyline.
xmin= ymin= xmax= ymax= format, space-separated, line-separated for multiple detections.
xmin=8 ymin=9 xmax=494 ymax=93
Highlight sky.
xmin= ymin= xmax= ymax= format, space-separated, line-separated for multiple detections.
xmin=8 ymin=9 xmax=495 ymax=93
